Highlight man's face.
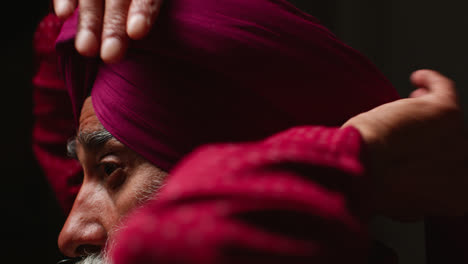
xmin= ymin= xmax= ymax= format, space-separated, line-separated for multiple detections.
xmin=58 ymin=97 xmax=167 ymax=258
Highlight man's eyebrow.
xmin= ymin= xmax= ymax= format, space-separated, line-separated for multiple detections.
xmin=67 ymin=129 xmax=115 ymax=159
xmin=67 ymin=138 xmax=78 ymax=159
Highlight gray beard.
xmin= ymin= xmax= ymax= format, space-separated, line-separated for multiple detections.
xmin=75 ymin=253 xmax=110 ymax=264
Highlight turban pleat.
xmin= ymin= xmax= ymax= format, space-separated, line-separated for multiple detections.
xmin=57 ymin=0 xmax=399 ymax=171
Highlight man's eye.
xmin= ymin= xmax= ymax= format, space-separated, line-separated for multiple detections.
xmin=100 ymin=162 xmax=126 ymax=190
xmin=102 ymin=163 xmax=119 ymax=176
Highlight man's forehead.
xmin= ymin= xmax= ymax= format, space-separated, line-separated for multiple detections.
xmin=69 ymin=96 xmax=116 ymax=156
xmin=79 ymin=97 xmax=102 ymax=133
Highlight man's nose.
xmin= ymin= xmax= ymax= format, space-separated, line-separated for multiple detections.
xmin=58 ymin=183 xmax=109 ymax=257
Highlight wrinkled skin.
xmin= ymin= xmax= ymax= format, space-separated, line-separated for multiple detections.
xmin=54 ymin=0 xmax=164 ymax=63
xmin=58 ymin=97 xmax=167 ymax=257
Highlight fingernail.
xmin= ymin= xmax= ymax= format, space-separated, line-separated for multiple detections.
xmin=55 ymin=1 xmax=73 ymax=17
xmin=75 ymin=29 xmax=99 ymax=57
xmin=101 ymin=37 xmax=123 ymax=63
xmin=127 ymin=14 xmax=149 ymax=39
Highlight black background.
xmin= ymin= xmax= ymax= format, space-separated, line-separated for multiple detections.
xmin=0 ymin=2 xmax=65 ymax=264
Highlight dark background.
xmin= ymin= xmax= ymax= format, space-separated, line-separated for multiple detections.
xmin=1 ymin=1 xmax=467 ymax=263
xmin=0 ymin=2 xmax=65 ymax=264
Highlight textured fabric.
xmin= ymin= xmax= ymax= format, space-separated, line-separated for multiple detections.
xmin=56 ymin=0 xmax=399 ymax=172
xmin=32 ymin=13 xmax=81 ymax=213
xmin=54 ymin=0 xmax=402 ymax=262
xmin=109 ymin=126 xmax=371 ymax=264
xmin=33 ymin=5 xmax=468 ymax=263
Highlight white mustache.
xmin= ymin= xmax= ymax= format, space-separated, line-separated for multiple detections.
xmin=57 ymin=253 xmax=109 ymax=264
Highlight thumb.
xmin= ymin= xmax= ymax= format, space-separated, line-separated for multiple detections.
xmin=409 ymin=88 xmax=429 ymax=98
xmin=410 ymin=69 xmax=457 ymax=101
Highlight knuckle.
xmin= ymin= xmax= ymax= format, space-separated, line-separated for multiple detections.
xmin=437 ymin=101 xmax=462 ymax=118
xmin=434 ymin=78 xmax=455 ymax=89
xmin=79 ymin=11 xmax=102 ymax=32
xmin=106 ymin=12 xmax=127 ymax=27
xmin=103 ymin=14 xmax=127 ymax=39
xmin=80 ymin=1 xmax=103 ymax=16
xmin=78 ymin=0 xmax=103 ymax=30
xmin=104 ymin=0 xmax=129 ymax=25
xmin=442 ymin=78 xmax=456 ymax=91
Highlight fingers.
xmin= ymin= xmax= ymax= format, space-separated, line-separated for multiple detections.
xmin=75 ymin=0 xmax=103 ymax=57
xmin=409 ymin=88 xmax=429 ymax=98
xmin=69 ymin=0 xmax=160 ymax=63
xmin=127 ymin=0 xmax=164 ymax=39
xmin=100 ymin=0 xmax=132 ymax=63
xmin=54 ymin=0 xmax=77 ymax=19
xmin=410 ymin=69 xmax=458 ymax=101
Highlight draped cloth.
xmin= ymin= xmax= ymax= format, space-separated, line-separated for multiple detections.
xmin=110 ymin=125 xmax=376 ymax=264
xmin=39 ymin=1 xmax=468 ymax=262
xmin=33 ymin=13 xmax=81 ymax=213
xmin=55 ymin=2 xmax=401 ymax=261
xmin=56 ymin=0 xmax=399 ymax=172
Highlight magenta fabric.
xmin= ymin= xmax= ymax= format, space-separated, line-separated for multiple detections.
xmin=33 ymin=13 xmax=81 ymax=213
xmin=56 ymin=0 xmax=399 ymax=172
xmin=109 ymin=126 xmax=372 ymax=263
xmin=42 ymin=1 xmax=468 ymax=262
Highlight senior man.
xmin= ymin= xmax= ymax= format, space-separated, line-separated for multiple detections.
xmin=33 ymin=0 xmax=467 ymax=263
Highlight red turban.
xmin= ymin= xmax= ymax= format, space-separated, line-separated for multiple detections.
xmin=56 ymin=0 xmax=399 ymax=171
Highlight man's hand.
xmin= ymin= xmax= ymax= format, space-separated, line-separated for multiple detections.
xmin=53 ymin=0 xmax=163 ymax=63
xmin=343 ymin=69 xmax=468 ymax=220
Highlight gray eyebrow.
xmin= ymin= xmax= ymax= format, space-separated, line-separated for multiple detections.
xmin=66 ymin=137 xmax=78 ymax=159
xmin=67 ymin=129 xmax=114 ymax=159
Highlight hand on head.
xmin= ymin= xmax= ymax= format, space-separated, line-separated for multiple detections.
xmin=53 ymin=0 xmax=164 ymax=63
xmin=344 ymin=69 xmax=468 ymax=220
